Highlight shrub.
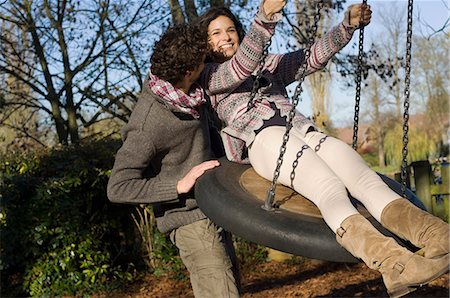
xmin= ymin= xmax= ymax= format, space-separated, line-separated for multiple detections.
xmin=1 ymin=139 xmax=140 ymax=296
xmin=233 ymin=236 xmax=268 ymax=270
xmin=1 ymin=138 xmax=278 ymax=297
xmin=131 ymin=205 xmax=186 ymax=280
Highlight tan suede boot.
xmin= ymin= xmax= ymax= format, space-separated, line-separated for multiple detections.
xmin=336 ymin=214 xmax=449 ymax=298
xmin=381 ymin=198 xmax=449 ymax=259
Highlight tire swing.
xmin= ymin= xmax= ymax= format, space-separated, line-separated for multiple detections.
xmin=195 ymin=0 xmax=423 ymax=263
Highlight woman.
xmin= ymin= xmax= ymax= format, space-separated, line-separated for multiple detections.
xmin=196 ymin=1 xmax=449 ymax=297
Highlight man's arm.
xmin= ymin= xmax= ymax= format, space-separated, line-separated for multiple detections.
xmin=107 ymin=128 xmax=179 ymax=204
xmin=107 ymin=129 xmax=220 ymax=204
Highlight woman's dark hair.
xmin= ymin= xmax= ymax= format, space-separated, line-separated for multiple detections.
xmin=150 ymin=24 xmax=208 ymax=85
xmin=197 ymin=7 xmax=245 ymax=62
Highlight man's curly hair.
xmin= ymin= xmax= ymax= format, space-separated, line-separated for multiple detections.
xmin=150 ymin=24 xmax=208 ymax=85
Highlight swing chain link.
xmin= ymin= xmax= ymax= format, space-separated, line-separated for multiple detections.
xmin=263 ymin=2 xmax=323 ymax=211
xmin=290 ymin=145 xmax=310 ymax=188
xmin=352 ymin=0 xmax=368 ymax=150
xmin=401 ymin=0 xmax=414 ymax=198
xmin=247 ymin=40 xmax=273 ymax=111
xmin=290 ymin=135 xmax=328 ymax=188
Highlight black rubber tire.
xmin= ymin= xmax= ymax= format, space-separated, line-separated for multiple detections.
xmin=195 ymin=157 xmax=425 ymax=263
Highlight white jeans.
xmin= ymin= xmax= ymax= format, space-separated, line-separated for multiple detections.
xmin=248 ymin=126 xmax=400 ymax=232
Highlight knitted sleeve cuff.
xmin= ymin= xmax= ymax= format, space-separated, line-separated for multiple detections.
xmin=153 ymin=180 xmax=179 ymax=201
xmin=340 ymin=21 xmax=357 ymax=37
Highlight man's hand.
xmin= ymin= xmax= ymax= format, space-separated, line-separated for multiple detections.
xmin=343 ymin=4 xmax=372 ymax=29
xmin=263 ymin=0 xmax=286 ymax=20
xmin=177 ymin=160 xmax=220 ymax=194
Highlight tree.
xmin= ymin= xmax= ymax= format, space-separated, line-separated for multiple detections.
xmin=293 ymin=1 xmax=331 ymax=131
xmin=1 ymin=19 xmax=43 ymax=151
xmin=367 ymin=7 xmax=449 ymax=167
xmin=413 ymin=34 xmax=449 ymax=158
xmin=1 ymin=0 xmax=166 ymax=146
xmin=334 ymin=2 xmax=449 ymax=167
xmin=377 ymin=3 xmax=407 ymax=119
xmin=364 ymin=71 xmax=397 ymax=167
xmin=379 ymin=5 xmax=449 ymax=165
xmin=285 ymin=1 xmax=345 ymax=132
xmin=167 ymin=0 xmax=225 ymax=24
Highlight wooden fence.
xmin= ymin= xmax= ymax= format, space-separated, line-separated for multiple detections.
xmin=398 ymin=160 xmax=449 ymax=222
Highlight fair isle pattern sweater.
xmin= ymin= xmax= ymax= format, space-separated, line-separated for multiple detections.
xmin=107 ymin=76 xmax=214 ymax=233
xmin=200 ymin=17 xmax=355 ymax=164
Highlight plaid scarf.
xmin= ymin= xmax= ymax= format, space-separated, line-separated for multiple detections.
xmin=148 ymin=73 xmax=205 ymax=119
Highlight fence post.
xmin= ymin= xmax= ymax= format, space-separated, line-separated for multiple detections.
xmin=430 ymin=162 xmax=449 ymax=222
xmin=411 ymin=160 xmax=432 ymax=212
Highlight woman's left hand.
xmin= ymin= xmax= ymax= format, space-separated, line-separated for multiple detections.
xmin=343 ymin=4 xmax=372 ymax=29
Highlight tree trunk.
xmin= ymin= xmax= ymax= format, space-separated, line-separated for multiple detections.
xmin=309 ymin=67 xmax=332 ymax=131
xmin=168 ymin=0 xmax=185 ymax=24
xmin=393 ymin=40 xmax=401 ymax=119
xmin=370 ymin=77 xmax=386 ymax=167
xmin=25 ymin=5 xmax=68 ymax=144
xmin=44 ymin=0 xmax=79 ymax=144
xmin=47 ymin=1 xmax=78 ymax=143
xmin=377 ymin=134 xmax=386 ymax=167
xmin=209 ymin=0 xmax=225 ymax=7
xmin=299 ymin=4 xmax=333 ymax=131
xmin=184 ymin=0 xmax=198 ymax=23
xmin=65 ymin=85 xmax=79 ymax=143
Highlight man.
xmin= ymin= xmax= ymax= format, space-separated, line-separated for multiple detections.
xmin=107 ymin=24 xmax=239 ymax=298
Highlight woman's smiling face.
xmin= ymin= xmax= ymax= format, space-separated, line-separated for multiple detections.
xmin=207 ymin=15 xmax=240 ymax=63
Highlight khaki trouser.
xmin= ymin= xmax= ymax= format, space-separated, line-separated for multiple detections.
xmin=170 ymin=219 xmax=240 ymax=298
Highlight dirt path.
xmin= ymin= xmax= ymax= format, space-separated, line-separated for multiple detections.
xmin=98 ymin=258 xmax=449 ymax=298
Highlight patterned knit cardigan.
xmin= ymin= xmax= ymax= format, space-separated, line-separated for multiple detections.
xmin=200 ymin=10 xmax=355 ymax=164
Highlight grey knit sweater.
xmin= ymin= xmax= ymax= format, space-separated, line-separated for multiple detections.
xmin=107 ymin=77 xmax=217 ymax=233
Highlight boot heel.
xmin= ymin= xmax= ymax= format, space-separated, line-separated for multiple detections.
xmin=388 ymin=285 xmax=416 ymax=298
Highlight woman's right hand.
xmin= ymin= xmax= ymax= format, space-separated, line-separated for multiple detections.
xmin=263 ymin=0 xmax=287 ymax=20
xmin=176 ymin=160 xmax=220 ymax=194
xmin=343 ymin=4 xmax=372 ymax=29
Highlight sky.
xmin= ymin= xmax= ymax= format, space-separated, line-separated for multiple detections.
xmin=280 ymin=0 xmax=449 ymax=128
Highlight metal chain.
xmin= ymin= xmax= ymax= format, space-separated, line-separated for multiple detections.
xmin=247 ymin=40 xmax=273 ymax=111
xmin=352 ymin=0 xmax=368 ymax=150
xmin=290 ymin=135 xmax=328 ymax=187
xmin=401 ymin=0 xmax=414 ymax=198
xmin=290 ymin=145 xmax=309 ymax=188
xmin=263 ymin=2 xmax=323 ymax=211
